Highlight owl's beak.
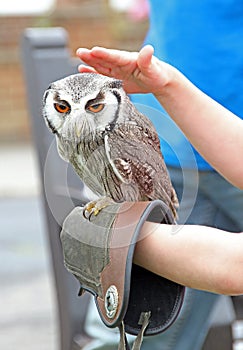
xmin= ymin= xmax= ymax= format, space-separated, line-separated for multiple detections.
xmin=75 ymin=124 xmax=82 ymax=138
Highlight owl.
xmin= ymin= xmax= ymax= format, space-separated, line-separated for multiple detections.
xmin=42 ymin=73 xmax=178 ymax=218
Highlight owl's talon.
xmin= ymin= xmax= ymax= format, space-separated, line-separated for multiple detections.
xmin=85 ymin=208 xmax=96 ymax=221
xmin=83 ymin=207 xmax=100 ymax=221
xmin=88 ymin=212 xmax=93 ymax=221
xmin=82 ymin=197 xmax=114 ymax=220
xmin=83 ymin=201 xmax=96 ymax=219
xmin=82 ymin=209 xmax=90 ymax=220
xmin=88 ymin=209 xmax=98 ymax=221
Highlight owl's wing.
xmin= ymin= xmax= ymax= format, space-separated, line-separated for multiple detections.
xmin=106 ymin=123 xmax=179 ymax=216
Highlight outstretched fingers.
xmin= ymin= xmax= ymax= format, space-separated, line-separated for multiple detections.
xmin=76 ymin=46 xmax=138 ymax=78
xmin=76 ymin=45 xmax=162 ymax=94
xmin=90 ymin=46 xmax=137 ymax=66
xmin=78 ymin=63 xmax=112 ymax=76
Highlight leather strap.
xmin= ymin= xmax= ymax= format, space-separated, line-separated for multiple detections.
xmin=97 ymin=201 xmax=150 ymax=326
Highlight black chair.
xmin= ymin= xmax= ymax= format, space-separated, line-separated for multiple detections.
xmin=21 ymin=27 xmax=91 ymax=350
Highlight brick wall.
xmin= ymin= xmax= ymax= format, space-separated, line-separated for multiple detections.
xmin=0 ymin=0 xmax=148 ymax=143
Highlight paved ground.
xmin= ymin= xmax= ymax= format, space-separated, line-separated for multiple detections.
xmin=0 ymin=144 xmax=57 ymax=350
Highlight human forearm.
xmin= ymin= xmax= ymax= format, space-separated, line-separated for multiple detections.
xmin=134 ymin=222 xmax=243 ymax=295
xmin=155 ymin=67 xmax=243 ymax=188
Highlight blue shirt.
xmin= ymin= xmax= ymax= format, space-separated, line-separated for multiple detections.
xmin=131 ymin=0 xmax=243 ymax=170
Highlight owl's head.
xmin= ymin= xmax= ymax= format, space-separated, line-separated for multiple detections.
xmin=42 ymin=73 xmax=130 ymax=142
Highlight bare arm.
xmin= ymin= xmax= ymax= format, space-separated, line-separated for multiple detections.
xmin=134 ymin=222 xmax=243 ymax=295
xmin=155 ymin=70 xmax=243 ymax=189
xmin=77 ymin=45 xmax=243 ymax=188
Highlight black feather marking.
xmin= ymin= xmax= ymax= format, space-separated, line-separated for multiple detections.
xmin=85 ymin=91 xmax=105 ymax=109
xmin=43 ymin=90 xmax=50 ymax=104
xmin=108 ymin=80 xmax=122 ymax=90
xmin=106 ymin=90 xmax=121 ymax=132
xmin=53 ymin=91 xmax=62 ymax=101
xmin=45 ymin=116 xmax=58 ymax=135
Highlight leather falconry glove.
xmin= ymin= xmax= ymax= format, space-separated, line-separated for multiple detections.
xmin=60 ymin=200 xmax=185 ymax=350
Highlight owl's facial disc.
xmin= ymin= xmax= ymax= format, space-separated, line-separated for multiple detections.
xmin=43 ymin=73 xmax=124 ymax=140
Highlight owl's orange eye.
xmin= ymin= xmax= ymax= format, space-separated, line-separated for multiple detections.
xmin=87 ymin=103 xmax=104 ymax=113
xmin=54 ymin=102 xmax=70 ymax=114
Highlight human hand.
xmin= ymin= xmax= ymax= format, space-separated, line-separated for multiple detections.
xmin=76 ymin=45 xmax=174 ymax=95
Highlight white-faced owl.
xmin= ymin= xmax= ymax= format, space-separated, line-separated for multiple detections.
xmin=43 ymin=73 xmax=178 ymax=218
